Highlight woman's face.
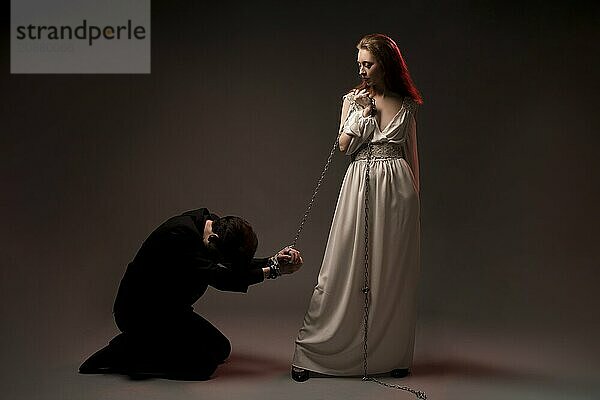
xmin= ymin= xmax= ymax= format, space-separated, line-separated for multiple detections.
xmin=357 ymin=48 xmax=384 ymax=88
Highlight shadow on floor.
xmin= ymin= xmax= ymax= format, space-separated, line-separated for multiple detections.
xmin=213 ymin=352 xmax=290 ymax=379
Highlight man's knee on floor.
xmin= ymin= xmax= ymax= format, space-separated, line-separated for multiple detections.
xmin=213 ymin=336 xmax=231 ymax=362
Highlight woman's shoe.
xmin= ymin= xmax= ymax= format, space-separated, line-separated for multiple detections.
xmin=390 ymin=368 xmax=410 ymax=378
xmin=291 ymin=366 xmax=309 ymax=382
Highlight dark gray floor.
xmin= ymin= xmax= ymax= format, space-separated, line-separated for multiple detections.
xmin=6 ymin=309 xmax=598 ymax=400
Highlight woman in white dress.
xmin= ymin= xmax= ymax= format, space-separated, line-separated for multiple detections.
xmin=292 ymin=33 xmax=423 ymax=381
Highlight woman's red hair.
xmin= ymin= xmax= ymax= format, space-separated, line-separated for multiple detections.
xmin=354 ymin=33 xmax=423 ymax=104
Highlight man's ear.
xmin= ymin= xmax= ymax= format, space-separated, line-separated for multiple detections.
xmin=207 ymin=233 xmax=220 ymax=245
xmin=206 ymin=234 xmax=222 ymax=256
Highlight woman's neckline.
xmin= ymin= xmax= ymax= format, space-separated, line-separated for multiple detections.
xmin=374 ymin=97 xmax=406 ymax=133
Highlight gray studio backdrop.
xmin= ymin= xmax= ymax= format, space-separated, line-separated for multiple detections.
xmin=2 ymin=0 xmax=599 ymax=380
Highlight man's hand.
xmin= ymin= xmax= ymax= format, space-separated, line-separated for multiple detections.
xmin=276 ymin=246 xmax=303 ymax=275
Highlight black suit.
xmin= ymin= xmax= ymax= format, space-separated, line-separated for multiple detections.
xmin=81 ymin=208 xmax=266 ymax=379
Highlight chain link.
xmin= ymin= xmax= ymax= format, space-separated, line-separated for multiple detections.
xmin=289 ymin=135 xmax=339 ymax=249
xmin=366 ymin=377 xmax=428 ymax=400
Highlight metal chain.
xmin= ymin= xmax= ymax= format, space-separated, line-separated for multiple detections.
xmin=290 ymin=97 xmax=361 ymax=248
xmin=360 ymin=141 xmax=428 ymax=400
xmin=289 ymin=135 xmax=340 ymax=249
xmin=361 ymin=142 xmax=372 ymax=378
xmin=368 ymin=378 xmax=428 ymax=400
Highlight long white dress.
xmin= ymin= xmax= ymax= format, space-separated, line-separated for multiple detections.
xmin=292 ymin=95 xmax=421 ymax=375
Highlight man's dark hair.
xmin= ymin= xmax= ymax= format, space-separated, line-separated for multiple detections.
xmin=211 ymin=216 xmax=258 ymax=267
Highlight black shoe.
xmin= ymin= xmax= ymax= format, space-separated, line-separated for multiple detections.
xmin=79 ymin=345 xmax=122 ymax=374
xmin=390 ymin=368 xmax=410 ymax=378
xmin=291 ymin=367 xmax=309 ymax=382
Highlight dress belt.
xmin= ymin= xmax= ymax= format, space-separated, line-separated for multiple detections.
xmin=352 ymin=142 xmax=405 ymax=161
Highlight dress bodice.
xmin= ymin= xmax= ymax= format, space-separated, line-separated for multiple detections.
xmin=340 ymin=93 xmax=418 ymax=152
xmin=339 ymin=92 xmax=420 ymax=192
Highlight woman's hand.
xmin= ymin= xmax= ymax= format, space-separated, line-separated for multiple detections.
xmin=349 ymin=89 xmax=374 ymax=117
xmin=352 ymin=89 xmax=373 ymax=108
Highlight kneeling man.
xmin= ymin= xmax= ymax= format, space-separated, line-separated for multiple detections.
xmin=80 ymin=208 xmax=302 ymax=379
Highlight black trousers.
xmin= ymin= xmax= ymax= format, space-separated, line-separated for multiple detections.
xmin=81 ymin=310 xmax=231 ymax=379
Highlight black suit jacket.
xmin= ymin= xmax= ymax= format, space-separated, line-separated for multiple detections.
xmin=113 ymin=208 xmax=266 ymax=326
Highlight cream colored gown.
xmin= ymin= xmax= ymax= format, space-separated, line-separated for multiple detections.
xmin=292 ymin=95 xmax=421 ymax=375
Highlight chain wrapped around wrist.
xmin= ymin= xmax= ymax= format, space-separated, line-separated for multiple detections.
xmin=267 ymin=255 xmax=281 ymax=279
